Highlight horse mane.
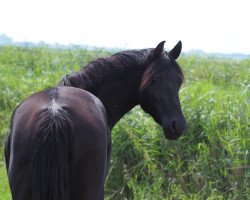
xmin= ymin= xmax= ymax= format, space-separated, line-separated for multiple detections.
xmin=58 ymin=49 xmax=154 ymax=93
xmin=58 ymin=48 xmax=184 ymax=93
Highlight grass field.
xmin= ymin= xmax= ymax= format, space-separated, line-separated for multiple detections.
xmin=0 ymin=46 xmax=249 ymax=199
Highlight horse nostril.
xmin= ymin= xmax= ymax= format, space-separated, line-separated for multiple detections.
xmin=170 ymin=120 xmax=177 ymax=132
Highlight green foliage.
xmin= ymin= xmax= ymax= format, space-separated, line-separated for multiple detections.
xmin=0 ymin=46 xmax=249 ymax=199
xmin=0 ymin=162 xmax=11 ymax=200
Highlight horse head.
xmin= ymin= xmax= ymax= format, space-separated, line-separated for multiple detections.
xmin=140 ymin=41 xmax=187 ymax=140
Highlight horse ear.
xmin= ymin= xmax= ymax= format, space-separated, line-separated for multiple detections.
xmin=154 ymin=41 xmax=165 ymax=59
xmin=169 ymin=41 xmax=182 ymax=59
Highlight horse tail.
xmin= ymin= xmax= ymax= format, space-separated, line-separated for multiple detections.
xmin=32 ymin=102 xmax=73 ymax=200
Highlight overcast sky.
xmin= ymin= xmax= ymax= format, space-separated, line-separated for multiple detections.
xmin=0 ymin=0 xmax=249 ymax=53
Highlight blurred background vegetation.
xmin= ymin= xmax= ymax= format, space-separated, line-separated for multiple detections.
xmin=0 ymin=46 xmax=249 ymax=199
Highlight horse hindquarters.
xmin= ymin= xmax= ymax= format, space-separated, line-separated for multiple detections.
xmin=7 ymin=87 xmax=109 ymax=200
xmin=7 ymin=104 xmax=73 ymax=200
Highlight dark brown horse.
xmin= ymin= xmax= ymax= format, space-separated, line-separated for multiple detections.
xmin=5 ymin=41 xmax=187 ymax=200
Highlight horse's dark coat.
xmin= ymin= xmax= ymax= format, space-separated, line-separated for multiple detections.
xmin=5 ymin=41 xmax=187 ymax=199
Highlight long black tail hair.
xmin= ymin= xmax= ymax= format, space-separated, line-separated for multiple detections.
xmin=31 ymin=105 xmax=72 ymax=200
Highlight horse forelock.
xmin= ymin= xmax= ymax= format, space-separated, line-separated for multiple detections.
xmin=140 ymin=53 xmax=185 ymax=90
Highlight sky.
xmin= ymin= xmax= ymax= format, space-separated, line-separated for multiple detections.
xmin=0 ymin=0 xmax=249 ymax=53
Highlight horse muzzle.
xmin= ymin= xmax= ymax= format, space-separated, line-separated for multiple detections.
xmin=162 ymin=118 xmax=187 ymax=140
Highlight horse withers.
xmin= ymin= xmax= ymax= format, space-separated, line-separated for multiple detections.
xmin=5 ymin=41 xmax=187 ymax=199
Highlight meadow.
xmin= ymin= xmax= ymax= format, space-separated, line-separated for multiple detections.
xmin=0 ymin=46 xmax=249 ymax=199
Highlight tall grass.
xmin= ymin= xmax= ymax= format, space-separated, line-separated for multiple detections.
xmin=0 ymin=46 xmax=249 ymax=199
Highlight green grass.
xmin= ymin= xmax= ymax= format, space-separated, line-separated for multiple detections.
xmin=0 ymin=162 xmax=11 ymax=200
xmin=0 ymin=46 xmax=249 ymax=199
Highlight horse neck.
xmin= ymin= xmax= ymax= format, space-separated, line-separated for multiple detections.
xmin=93 ymin=68 xmax=144 ymax=129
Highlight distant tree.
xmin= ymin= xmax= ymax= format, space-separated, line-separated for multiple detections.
xmin=0 ymin=34 xmax=13 ymax=46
